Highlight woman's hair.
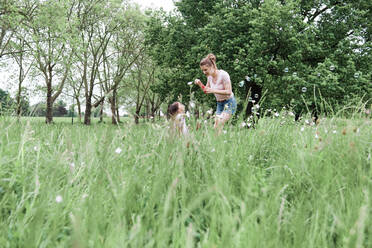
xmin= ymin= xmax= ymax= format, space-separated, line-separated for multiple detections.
xmin=200 ymin=53 xmax=217 ymax=68
xmin=167 ymin=102 xmax=179 ymax=119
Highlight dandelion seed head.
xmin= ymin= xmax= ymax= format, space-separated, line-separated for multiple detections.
xmin=56 ymin=195 xmax=63 ymax=203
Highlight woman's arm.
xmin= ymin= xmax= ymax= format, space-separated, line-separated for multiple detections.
xmin=194 ymin=79 xmax=206 ymax=92
xmin=205 ymin=80 xmax=232 ymax=95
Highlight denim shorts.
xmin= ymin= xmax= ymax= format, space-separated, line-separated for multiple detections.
xmin=216 ymin=96 xmax=237 ymax=115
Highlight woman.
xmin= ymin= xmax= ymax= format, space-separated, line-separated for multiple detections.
xmin=194 ymin=53 xmax=237 ymax=132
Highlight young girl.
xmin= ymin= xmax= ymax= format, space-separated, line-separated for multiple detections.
xmin=194 ymin=53 xmax=237 ymax=132
xmin=167 ymin=101 xmax=188 ymax=136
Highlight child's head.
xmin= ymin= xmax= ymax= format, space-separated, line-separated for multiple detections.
xmin=167 ymin=102 xmax=185 ymax=119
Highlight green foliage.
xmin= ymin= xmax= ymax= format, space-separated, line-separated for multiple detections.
xmin=0 ymin=88 xmax=13 ymax=114
xmin=31 ymin=100 xmax=68 ymax=117
xmin=146 ymin=0 xmax=372 ymax=115
xmin=0 ymin=88 xmax=30 ymax=116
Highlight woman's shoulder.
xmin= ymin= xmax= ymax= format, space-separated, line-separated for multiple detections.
xmin=219 ymin=70 xmax=230 ymax=80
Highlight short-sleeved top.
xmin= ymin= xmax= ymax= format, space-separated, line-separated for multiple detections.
xmin=208 ymin=69 xmax=234 ymax=102
xmin=173 ymin=114 xmax=188 ymax=135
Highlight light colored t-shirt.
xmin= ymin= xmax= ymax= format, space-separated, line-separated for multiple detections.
xmin=208 ymin=69 xmax=234 ymax=101
xmin=172 ymin=113 xmax=188 ymax=135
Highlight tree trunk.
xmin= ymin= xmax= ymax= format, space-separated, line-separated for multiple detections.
xmin=110 ymin=90 xmax=117 ymax=125
xmin=116 ymin=105 xmax=120 ymax=123
xmin=134 ymin=110 xmax=140 ymax=124
xmin=76 ymin=97 xmax=82 ymax=123
xmin=84 ymin=99 xmax=92 ymax=125
xmin=99 ymin=98 xmax=104 ymax=123
xmin=45 ymin=82 xmax=53 ymax=124
xmin=16 ymin=84 xmax=21 ymax=118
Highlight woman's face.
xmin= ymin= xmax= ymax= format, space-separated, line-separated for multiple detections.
xmin=200 ymin=65 xmax=215 ymax=76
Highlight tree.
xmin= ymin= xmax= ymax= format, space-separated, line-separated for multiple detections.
xmin=99 ymin=4 xmax=146 ymax=124
xmin=123 ymin=52 xmax=156 ymax=124
xmin=0 ymin=88 xmax=13 ymax=114
xmin=146 ymin=0 xmax=372 ymax=117
xmin=53 ymin=100 xmax=68 ymax=117
xmin=22 ymin=0 xmax=76 ymax=123
xmin=72 ymin=0 xmax=115 ymax=125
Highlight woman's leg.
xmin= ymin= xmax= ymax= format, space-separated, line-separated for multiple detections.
xmin=214 ymin=112 xmax=231 ymax=133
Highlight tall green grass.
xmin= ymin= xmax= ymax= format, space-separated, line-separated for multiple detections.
xmin=0 ymin=113 xmax=371 ymax=247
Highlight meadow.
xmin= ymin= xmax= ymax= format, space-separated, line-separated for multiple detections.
xmin=0 ymin=112 xmax=371 ymax=247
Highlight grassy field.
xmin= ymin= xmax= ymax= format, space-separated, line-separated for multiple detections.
xmin=0 ymin=113 xmax=371 ymax=247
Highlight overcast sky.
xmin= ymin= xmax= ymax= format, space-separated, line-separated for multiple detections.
xmin=133 ymin=0 xmax=175 ymax=12
xmin=0 ymin=0 xmax=175 ymax=104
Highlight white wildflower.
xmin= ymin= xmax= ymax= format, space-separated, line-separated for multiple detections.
xmin=115 ymin=147 xmax=122 ymax=154
xmin=240 ymin=122 xmax=247 ymax=128
xmin=274 ymin=112 xmax=279 ymax=117
xmin=55 ymin=195 xmax=63 ymax=203
xmin=186 ymin=111 xmax=191 ymax=118
xmin=187 ymin=81 xmax=193 ymax=86
xmin=300 ymin=127 xmax=305 ymax=132
xmin=211 ymin=148 xmax=215 ymax=152
xmin=189 ymin=102 xmax=195 ymax=109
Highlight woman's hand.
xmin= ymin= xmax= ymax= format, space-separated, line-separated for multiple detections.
xmin=204 ymin=87 xmax=214 ymax=94
xmin=194 ymin=79 xmax=203 ymax=87
xmin=194 ymin=79 xmax=207 ymax=93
